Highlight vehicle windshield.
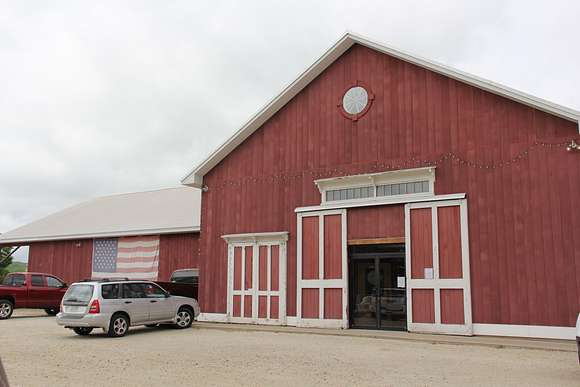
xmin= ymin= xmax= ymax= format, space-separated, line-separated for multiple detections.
xmin=63 ymin=284 xmax=94 ymax=304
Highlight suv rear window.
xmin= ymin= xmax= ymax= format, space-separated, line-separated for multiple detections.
xmin=101 ymin=284 xmax=120 ymax=299
xmin=63 ymin=284 xmax=94 ymax=305
xmin=122 ymin=283 xmax=147 ymax=299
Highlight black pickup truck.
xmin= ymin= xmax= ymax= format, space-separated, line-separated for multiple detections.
xmin=155 ymin=269 xmax=199 ymax=301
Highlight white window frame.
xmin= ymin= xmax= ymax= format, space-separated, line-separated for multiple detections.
xmin=315 ymin=167 xmax=436 ymax=205
xmin=222 ymin=232 xmax=288 ymax=326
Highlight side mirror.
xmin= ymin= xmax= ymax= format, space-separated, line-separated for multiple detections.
xmin=164 ymin=292 xmax=171 ymax=298
xmin=61 ymin=283 xmax=68 ymax=288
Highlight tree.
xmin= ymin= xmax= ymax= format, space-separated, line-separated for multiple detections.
xmin=0 ymin=247 xmax=14 ymax=282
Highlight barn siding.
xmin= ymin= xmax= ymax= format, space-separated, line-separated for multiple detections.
xmin=28 ymin=232 xmax=200 ymax=284
xmin=28 ymin=239 xmax=93 ymax=284
xmin=157 ymin=233 xmax=200 ymax=281
xmin=199 ymin=44 xmax=580 ymax=327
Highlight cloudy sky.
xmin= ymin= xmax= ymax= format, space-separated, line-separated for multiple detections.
xmin=1 ymin=1 xmax=579 ymax=260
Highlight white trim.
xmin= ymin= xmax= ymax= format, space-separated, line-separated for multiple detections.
xmin=473 ymin=323 xmax=576 ymax=341
xmin=405 ymin=199 xmax=473 ymax=335
xmin=0 ymin=226 xmax=200 ymax=244
xmin=182 ymin=31 xmax=580 ymax=187
xmin=197 ymin=313 xmax=228 ymax=323
xmin=222 ymin=232 xmax=289 ymax=243
xmin=316 ymin=167 xmax=436 ymax=204
xmin=296 ymin=193 xmax=466 ymax=213
xmin=296 ymin=209 xmax=348 ymax=329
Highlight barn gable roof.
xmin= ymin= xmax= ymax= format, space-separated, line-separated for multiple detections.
xmin=182 ymin=32 xmax=580 ymax=187
xmin=0 ymin=187 xmax=201 ymax=244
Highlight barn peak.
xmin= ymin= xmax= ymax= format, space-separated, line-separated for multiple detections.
xmin=182 ymin=32 xmax=580 ymax=188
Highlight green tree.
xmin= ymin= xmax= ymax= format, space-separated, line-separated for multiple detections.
xmin=0 ymin=247 xmax=14 ymax=282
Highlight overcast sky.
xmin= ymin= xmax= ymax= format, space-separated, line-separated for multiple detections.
xmin=1 ymin=1 xmax=579 ymax=260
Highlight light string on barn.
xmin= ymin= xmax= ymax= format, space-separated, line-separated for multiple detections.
xmin=206 ymin=138 xmax=578 ymax=191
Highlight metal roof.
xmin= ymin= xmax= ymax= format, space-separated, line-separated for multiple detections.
xmin=181 ymin=32 xmax=580 ymax=188
xmin=0 ymin=187 xmax=201 ymax=244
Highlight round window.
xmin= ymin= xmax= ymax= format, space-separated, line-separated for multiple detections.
xmin=342 ymin=86 xmax=368 ymax=115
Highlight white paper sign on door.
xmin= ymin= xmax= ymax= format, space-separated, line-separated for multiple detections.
xmin=424 ymin=268 xmax=434 ymax=279
xmin=397 ymin=276 xmax=405 ymax=288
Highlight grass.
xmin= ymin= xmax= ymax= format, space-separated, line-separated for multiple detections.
xmin=6 ymin=261 xmax=27 ymax=273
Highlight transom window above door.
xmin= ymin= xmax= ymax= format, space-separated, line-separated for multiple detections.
xmin=315 ymin=167 xmax=435 ymax=204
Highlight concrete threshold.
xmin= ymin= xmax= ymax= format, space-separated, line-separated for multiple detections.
xmin=192 ymin=322 xmax=576 ymax=353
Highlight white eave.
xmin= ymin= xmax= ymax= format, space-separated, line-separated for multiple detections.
xmin=181 ymin=32 xmax=580 ymax=188
xmin=0 ymin=187 xmax=201 ymax=245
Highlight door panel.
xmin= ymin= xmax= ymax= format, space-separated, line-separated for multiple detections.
xmin=410 ymin=208 xmax=433 ymax=279
xmin=405 ymin=199 xmax=472 ymax=335
xmin=437 ymin=206 xmax=463 ymax=279
xmin=297 ymin=210 xmax=348 ymax=328
xmin=411 ymin=289 xmax=435 ymax=323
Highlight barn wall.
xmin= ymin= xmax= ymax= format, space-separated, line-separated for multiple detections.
xmin=347 ymin=205 xmax=404 ymax=241
xmin=28 ymin=239 xmax=93 ymax=284
xmin=199 ymin=44 xmax=580 ymax=327
xmin=158 ymin=233 xmax=200 ymax=281
xmin=27 ymin=232 xmax=200 ymax=284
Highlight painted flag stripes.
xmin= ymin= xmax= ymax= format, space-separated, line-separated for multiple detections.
xmin=91 ymin=236 xmax=160 ymax=280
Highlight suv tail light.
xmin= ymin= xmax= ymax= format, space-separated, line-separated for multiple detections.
xmin=88 ymin=299 xmax=100 ymax=314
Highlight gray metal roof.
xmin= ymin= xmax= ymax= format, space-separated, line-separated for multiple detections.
xmin=0 ymin=187 xmax=201 ymax=244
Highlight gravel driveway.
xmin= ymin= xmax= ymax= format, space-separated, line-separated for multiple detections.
xmin=1 ymin=310 xmax=578 ymax=386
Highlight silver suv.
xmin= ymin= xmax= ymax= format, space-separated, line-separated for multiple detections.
xmin=56 ymin=279 xmax=200 ymax=337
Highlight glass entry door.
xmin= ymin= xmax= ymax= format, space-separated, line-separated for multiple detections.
xmin=349 ymin=246 xmax=406 ymax=330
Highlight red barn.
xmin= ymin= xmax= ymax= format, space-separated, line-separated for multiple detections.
xmin=182 ymin=33 xmax=580 ymax=339
xmin=0 ymin=188 xmax=201 ymax=284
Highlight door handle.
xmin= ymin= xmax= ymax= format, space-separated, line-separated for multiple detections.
xmin=124 ymin=301 xmax=132 ymax=304
xmin=150 ymin=300 xmax=158 ymax=303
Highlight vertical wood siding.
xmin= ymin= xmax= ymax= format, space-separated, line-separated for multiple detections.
xmin=437 ymin=206 xmax=463 ymax=279
xmin=347 ymin=205 xmax=404 ymax=240
xmin=301 ymin=288 xmax=319 ymax=318
xmin=440 ymin=289 xmax=465 ymax=324
xmin=412 ymin=289 xmax=435 ymax=323
xmin=28 ymin=239 xmax=93 ymax=284
xmin=323 ymin=214 xmax=342 ymax=279
xmin=28 ymin=233 xmax=199 ymax=283
xmin=157 ymin=233 xmax=200 ymax=281
xmin=199 ymin=43 xmax=580 ymax=327
xmin=301 ymin=216 xmax=319 ymax=280
xmin=410 ymin=208 xmax=433 ymax=279
xmin=324 ymin=288 xmax=342 ymax=319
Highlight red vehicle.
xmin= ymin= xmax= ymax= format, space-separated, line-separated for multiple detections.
xmin=0 ymin=272 xmax=68 ymax=319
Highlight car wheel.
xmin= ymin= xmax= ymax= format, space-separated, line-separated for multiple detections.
xmin=73 ymin=327 xmax=93 ymax=336
xmin=44 ymin=308 xmax=58 ymax=316
xmin=0 ymin=300 xmax=13 ymax=320
xmin=108 ymin=314 xmax=129 ymax=337
xmin=175 ymin=307 xmax=193 ymax=329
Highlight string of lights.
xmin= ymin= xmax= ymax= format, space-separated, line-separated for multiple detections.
xmin=207 ymin=138 xmax=578 ymax=191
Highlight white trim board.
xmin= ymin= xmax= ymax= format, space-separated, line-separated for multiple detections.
xmin=182 ymin=32 xmax=580 ymax=187
xmin=0 ymin=226 xmax=200 ymax=244
xmin=295 ymin=193 xmax=466 ymax=213
xmin=473 ymin=323 xmax=576 ymax=341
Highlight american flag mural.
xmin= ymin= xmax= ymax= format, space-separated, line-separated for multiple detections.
xmin=91 ymin=236 xmax=160 ymax=280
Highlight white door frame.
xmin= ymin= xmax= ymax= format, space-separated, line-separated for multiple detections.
xmin=223 ymin=232 xmax=288 ymax=325
xmin=405 ymin=199 xmax=472 ymax=335
xmin=296 ymin=209 xmax=348 ymax=329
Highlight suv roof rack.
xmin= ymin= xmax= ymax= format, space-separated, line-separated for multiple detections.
xmin=80 ymin=277 xmax=131 ymax=283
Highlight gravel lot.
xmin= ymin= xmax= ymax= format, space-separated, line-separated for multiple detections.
xmin=1 ymin=310 xmax=578 ymax=387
